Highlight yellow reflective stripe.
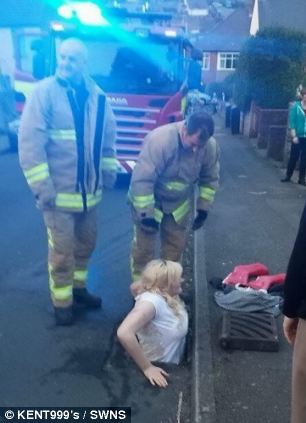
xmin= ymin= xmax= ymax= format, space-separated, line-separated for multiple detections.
xmin=181 ymin=96 xmax=187 ymax=113
xmin=55 ymin=191 xmax=102 ymax=209
xmin=172 ymin=200 xmax=190 ymax=223
xmin=199 ymin=186 xmax=215 ymax=202
xmin=14 ymin=80 xmax=35 ymax=98
xmin=24 ymin=163 xmax=49 ymax=184
xmin=48 ymin=265 xmax=72 ymax=301
xmin=130 ymin=193 xmax=155 ymax=209
xmin=87 ymin=192 xmax=103 ymax=207
xmin=101 ymin=157 xmax=118 ymax=171
xmin=50 ymin=283 xmax=73 ymax=301
xmin=131 ymin=226 xmax=141 ymax=282
xmin=48 ymin=129 xmax=76 ymax=141
xmin=74 ymin=270 xmax=88 ymax=282
xmin=47 ymin=228 xmax=54 ymax=248
xmin=132 ymin=271 xmax=141 ymax=282
xmin=154 ymin=208 xmax=163 ymax=223
xmin=164 ymin=181 xmax=188 ymax=191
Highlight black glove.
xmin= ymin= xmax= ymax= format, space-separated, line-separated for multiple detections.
xmin=35 ymin=193 xmax=56 ymax=210
xmin=141 ymin=218 xmax=159 ymax=233
xmin=192 ymin=210 xmax=208 ymax=231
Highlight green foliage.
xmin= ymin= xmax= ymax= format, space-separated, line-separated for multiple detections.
xmin=234 ymin=27 xmax=306 ymax=110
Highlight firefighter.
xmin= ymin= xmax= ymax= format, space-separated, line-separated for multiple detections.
xmin=128 ymin=111 xmax=220 ymax=281
xmin=18 ymin=38 xmax=117 ymax=326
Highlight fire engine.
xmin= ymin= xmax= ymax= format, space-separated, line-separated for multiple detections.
xmin=2 ymin=2 xmax=194 ymax=170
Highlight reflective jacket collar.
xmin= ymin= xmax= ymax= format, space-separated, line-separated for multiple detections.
xmin=176 ymin=121 xmax=186 ymax=149
xmin=55 ymin=73 xmax=95 ymax=93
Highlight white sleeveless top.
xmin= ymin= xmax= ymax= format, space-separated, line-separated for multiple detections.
xmin=135 ymin=292 xmax=188 ymax=364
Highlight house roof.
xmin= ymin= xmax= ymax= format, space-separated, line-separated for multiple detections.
xmin=192 ymin=7 xmax=251 ymax=52
xmin=258 ymin=0 xmax=306 ymax=33
xmin=0 ymin=0 xmax=57 ymax=27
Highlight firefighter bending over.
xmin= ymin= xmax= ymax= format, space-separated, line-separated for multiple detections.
xmin=18 ymin=38 xmax=117 ymax=326
xmin=128 ymin=111 xmax=220 ymax=281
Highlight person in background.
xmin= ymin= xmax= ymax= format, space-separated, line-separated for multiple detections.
xmin=128 ymin=111 xmax=220 ymax=282
xmin=19 ymin=38 xmax=117 ymax=326
xmin=283 ymin=201 xmax=306 ymax=423
xmin=281 ymin=89 xmax=306 ymax=185
xmin=211 ymin=92 xmax=218 ymax=114
xmin=117 ymin=259 xmax=188 ymax=388
xmin=0 ymin=63 xmax=17 ymax=137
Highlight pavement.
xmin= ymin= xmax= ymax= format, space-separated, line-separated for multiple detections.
xmin=193 ymin=113 xmax=306 ymax=423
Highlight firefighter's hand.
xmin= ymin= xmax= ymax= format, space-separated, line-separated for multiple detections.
xmin=141 ymin=218 xmax=159 ymax=233
xmin=192 ymin=210 xmax=208 ymax=231
xmin=35 ymin=192 xmax=56 ymax=210
xmin=292 ymin=136 xmax=299 ymax=144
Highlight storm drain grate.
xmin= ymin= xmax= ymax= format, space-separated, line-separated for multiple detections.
xmin=219 ymin=311 xmax=279 ymax=352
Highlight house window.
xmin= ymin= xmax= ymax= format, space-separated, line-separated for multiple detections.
xmin=202 ymin=52 xmax=210 ymax=70
xmin=217 ymin=52 xmax=239 ymax=70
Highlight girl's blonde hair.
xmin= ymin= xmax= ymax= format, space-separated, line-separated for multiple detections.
xmin=139 ymin=259 xmax=184 ymax=316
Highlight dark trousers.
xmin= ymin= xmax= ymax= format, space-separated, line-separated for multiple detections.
xmin=287 ymin=138 xmax=306 ymax=181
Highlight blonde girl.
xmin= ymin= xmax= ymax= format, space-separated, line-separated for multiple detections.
xmin=117 ymin=260 xmax=188 ymax=388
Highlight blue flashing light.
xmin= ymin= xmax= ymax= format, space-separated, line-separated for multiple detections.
xmin=58 ymin=2 xmax=109 ymax=26
xmin=164 ymin=29 xmax=177 ymax=38
xmin=51 ymin=22 xmax=65 ymax=32
xmin=134 ymin=28 xmax=150 ymax=38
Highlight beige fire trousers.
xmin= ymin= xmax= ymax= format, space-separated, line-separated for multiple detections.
xmin=130 ymin=211 xmax=190 ymax=281
xmin=42 ymin=208 xmax=97 ymax=308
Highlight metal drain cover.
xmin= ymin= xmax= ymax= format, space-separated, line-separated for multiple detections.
xmin=220 ymin=311 xmax=279 ymax=352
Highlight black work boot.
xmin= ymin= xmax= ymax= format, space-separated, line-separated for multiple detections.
xmin=298 ymin=179 xmax=306 ymax=186
xmin=73 ymin=288 xmax=102 ymax=309
xmin=281 ymin=177 xmax=291 ymax=182
xmin=54 ymin=306 xmax=74 ymax=326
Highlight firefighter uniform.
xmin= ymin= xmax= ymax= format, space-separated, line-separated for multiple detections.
xmin=19 ymin=75 xmax=117 ymax=308
xmin=128 ymin=120 xmax=220 ymax=281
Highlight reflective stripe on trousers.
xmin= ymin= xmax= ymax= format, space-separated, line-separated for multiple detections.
xmin=199 ymin=186 xmax=216 ymax=202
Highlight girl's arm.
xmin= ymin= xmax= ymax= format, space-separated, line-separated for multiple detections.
xmin=117 ymin=301 xmax=169 ymax=388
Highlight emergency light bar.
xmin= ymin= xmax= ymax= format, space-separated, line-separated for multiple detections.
xmin=164 ymin=29 xmax=177 ymax=37
xmin=58 ymin=2 xmax=109 ymax=26
xmin=51 ymin=22 xmax=65 ymax=32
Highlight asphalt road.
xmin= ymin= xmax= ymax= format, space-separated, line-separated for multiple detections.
xmin=2 ymin=118 xmax=303 ymax=423
xmin=204 ymin=118 xmax=306 ymax=423
xmin=0 ymin=148 xmax=190 ymax=423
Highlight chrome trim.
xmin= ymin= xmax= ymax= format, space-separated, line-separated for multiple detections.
xmin=116 ymin=117 xmax=156 ymax=124
xmin=117 ymin=145 xmax=142 ymax=152
xmin=116 ymin=128 xmax=150 ymax=134
xmin=112 ymin=106 xmax=160 ymax=113
xmin=117 ymin=136 xmax=143 ymax=143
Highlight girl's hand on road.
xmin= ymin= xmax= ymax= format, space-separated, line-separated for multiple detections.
xmin=144 ymin=365 xmax=169 ymax=388
xmin=283 ymin=316 xmax=299 ymax=345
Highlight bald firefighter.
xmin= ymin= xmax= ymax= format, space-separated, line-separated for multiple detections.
xmin=19 ymin=38 xmax=117 ymax=325
xmin=128 ymin=111 xmax=220 ymax=281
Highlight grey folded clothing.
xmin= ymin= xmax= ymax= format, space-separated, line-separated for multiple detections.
xmin=214 ymin=289 xmax=283 ymax=316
